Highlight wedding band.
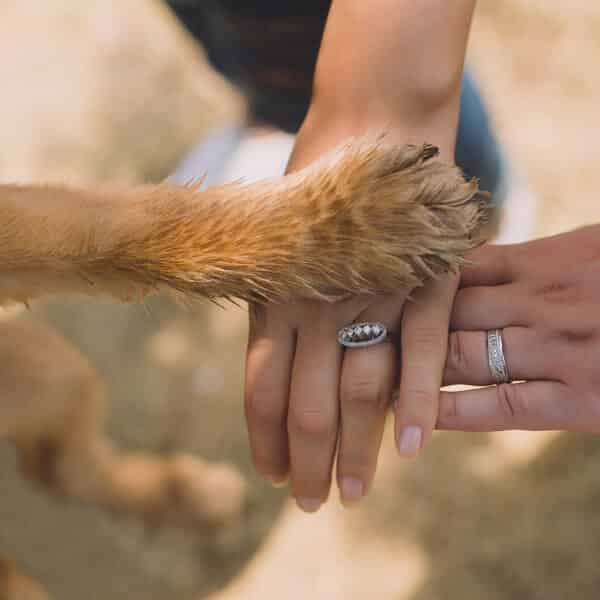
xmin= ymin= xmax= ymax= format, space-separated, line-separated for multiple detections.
xmin=486 ymin=328 xmax=510 ymax=384
xmin=337 ymin=321 xmax=392 ymax=348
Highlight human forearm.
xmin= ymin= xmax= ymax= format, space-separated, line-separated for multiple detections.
xmin=289 ymin=0 xmax=476 ymax=168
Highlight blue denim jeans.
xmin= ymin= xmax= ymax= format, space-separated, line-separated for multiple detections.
xmin=456 ymin=68 xmax=507 ymax=206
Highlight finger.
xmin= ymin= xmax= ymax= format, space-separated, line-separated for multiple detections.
xmin=244 ymin=303 xmax=294 ymax=484
xmin=288 ymin=313 xmax=342 ymax=512
xmin=437 ymin=381 xmax=575 ymax=431
xmin=443 ymin=327 xmax=553 ymax=386
xmin=337 ymin=294 xmax=404 ymax=506
xmin=450 ymin=283 xmax=532 ymax=331
xmin=395 ymin=275 xmax=458 ymax=457
xmin=461 ymin=244 xmax=516 ymax=288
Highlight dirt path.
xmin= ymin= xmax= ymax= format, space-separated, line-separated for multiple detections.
xmin=472 ymin=0 xmax=600 ymax=235
xmin=2 ymin=2 xmax=600 ymax=599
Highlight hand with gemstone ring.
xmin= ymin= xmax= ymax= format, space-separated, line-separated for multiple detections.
xmin=243 ymin=0 xmax=475 ymax=512
xmin=439 ymin=227 xmax=600 ymax=432
xmin=246 ymin=291 xmax=402 ymax=511
xmin=244 ymin=125 xmax=461 ymax=512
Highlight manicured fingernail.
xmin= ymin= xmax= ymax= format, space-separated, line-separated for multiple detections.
xmin=296 ymin=497 xmax=322 ymax=513
xmin=397 ymin=425 xmax=423 ymax=457
xmin=340 ymin=477 xmax=363 ymax=505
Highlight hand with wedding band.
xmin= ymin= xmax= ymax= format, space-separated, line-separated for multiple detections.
xmin=439 ymin=226 xmax=600 ymax=432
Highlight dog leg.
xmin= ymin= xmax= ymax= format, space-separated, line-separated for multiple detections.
xmin=0 ymin=557 xmax=48 ymax=600
xmin=2 ymin=318 xmax=245 ymax=528
xmin=0 ymin=140 xmax=488 ymax=307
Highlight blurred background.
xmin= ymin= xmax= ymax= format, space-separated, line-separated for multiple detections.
xmin=0 ymin=1 xmax=600 ymax=599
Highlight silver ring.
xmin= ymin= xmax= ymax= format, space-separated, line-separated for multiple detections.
xmin=337 ymin=321 xmax=392 ymax=348
xmin=486 ymin=328 xmax=510 ymax=383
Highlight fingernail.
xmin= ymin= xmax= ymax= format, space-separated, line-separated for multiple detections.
xmin=267 ymin=475 xmax=288 ymax=488
xmin=296 ymin=497 xmax=322 ymax=513
xmin=397 ymin=425 xmax=423 ymax=457
xmin=340 ymin=477 xmax=364 ymax=506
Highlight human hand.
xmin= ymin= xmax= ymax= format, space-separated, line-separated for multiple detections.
xmin=243 ymin=117 xmax=469 ymax=512
xmin=246 ymin=281 xmax=460 ymax=512
xmin=440 ymin=226 xmax=600 ymax=432
xmin=246 ymin=292 xmax=400 ymax=511
xmin=241 ymin=127 xmax=426 ymax=511
xmin=244 ymin=0 xmax=477 ymax=510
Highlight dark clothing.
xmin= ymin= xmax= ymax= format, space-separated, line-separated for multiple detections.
xmin=166 ymin=0 xmax=329 ymax=132
xmin=165 ymin=1 xmax=506 ymax=199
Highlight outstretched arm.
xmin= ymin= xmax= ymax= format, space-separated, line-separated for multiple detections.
xmin=292 ymin=0 xmax=476 ymax=165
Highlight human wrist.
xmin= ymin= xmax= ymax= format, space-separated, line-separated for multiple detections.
xmin=287 ymin=96 xmax=459 ymax=173
xmin=310 ymin=62 xmax=460 ymax=126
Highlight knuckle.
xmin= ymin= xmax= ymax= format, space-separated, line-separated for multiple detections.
xmin=438 ymin=393 xmax=457 ymax=423
xmin=404 ymin=325 xmax=442 ymax=352
xmin=246 ymin=392 xmax=285 ymax=429
xmin=341 ymin=378 xmax=388 ymax=413
xmin=557 ymin=325 xmax=596 ymax=344
xmin=446 ymin=331 xmax=469 ymax=376
xmin=496 ymin=383 xmax=527 ymax=422
xmin=403 ymin=387 xmax=436 ymax=409
xmin=535 ymin=279 xmax=579 ymax=306
xmin=496 ymin=244 xmax=513 ymax=275
xmin=289 ymin=405 xmax=336 ymax=438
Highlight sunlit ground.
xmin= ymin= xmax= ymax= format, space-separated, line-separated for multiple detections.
xmin=1 ymin=1 xmax=600 ymax=599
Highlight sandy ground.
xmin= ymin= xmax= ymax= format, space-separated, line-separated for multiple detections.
xmin=472 ymin=0 xmax=600 ymax=236
xmin=1 ymin=1 xmax=600 ymax=600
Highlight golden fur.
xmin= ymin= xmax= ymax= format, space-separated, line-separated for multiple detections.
xmin=0 ymin=140 xmax=487 ymax=307
xmin=0 ymin=557 xmax=48 ymax=600
xmin=0 ymin=318 xmax=246 ymax=527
